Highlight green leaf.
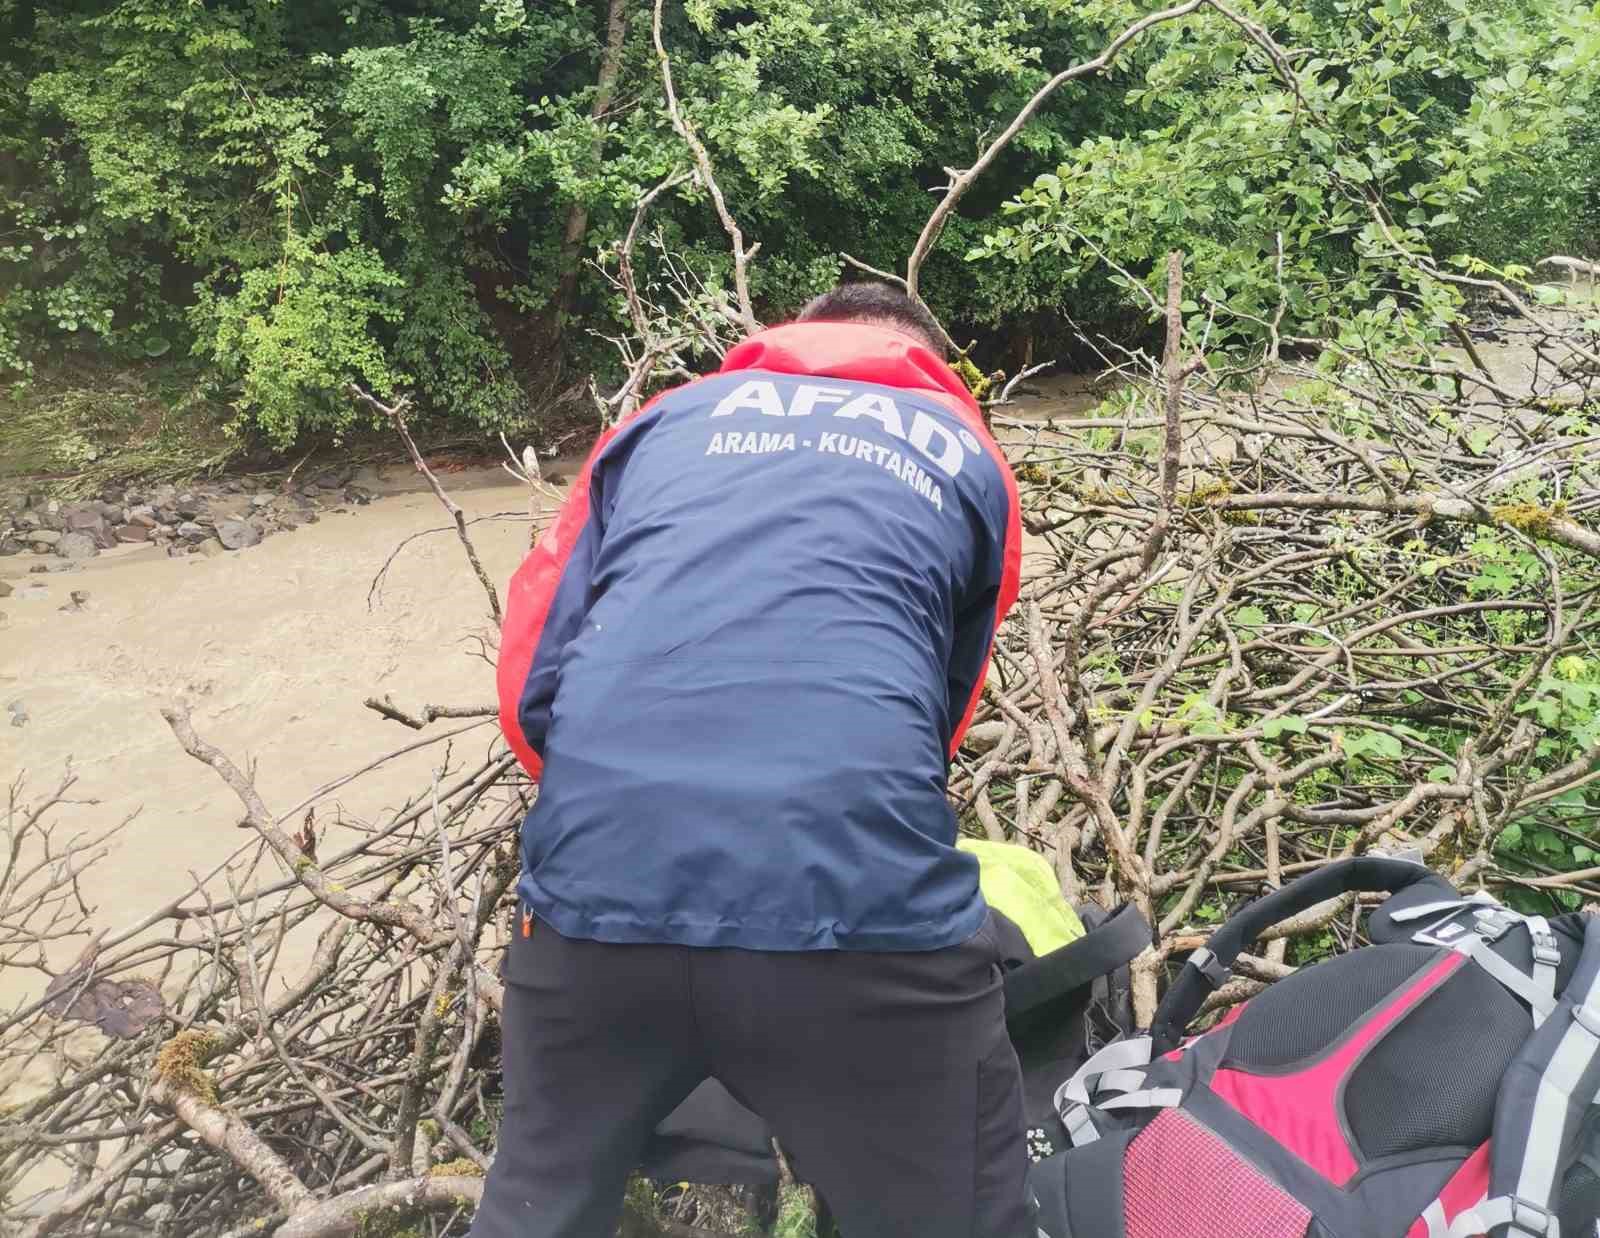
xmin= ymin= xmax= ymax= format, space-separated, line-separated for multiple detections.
xmin=1262 ymin=716 xmax=1309 ymax=739
xmin=1343 ymin=729 xmax=1404 ymax=761
xmin=1515 ymin=698 xmax=1562 ymax=726
xmin=1234 ymin=606 xmax=1268 ymax=630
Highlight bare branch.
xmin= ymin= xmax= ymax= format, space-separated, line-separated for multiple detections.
xmin=149 ymin=1077 xmax=314 ymax=1216
xmin=272 ymin=1176 xmax=484 ymax=1238
xmin=903 ymin=0 xmax=1206 ymax=301
xmin=161 ymin=704 xmax=443 ymax=948
xmin=652 ymin=0 xmax=760 ymax=334
xmin=348 ymin=384 xmax=503 ymax=625
xmin=622 ymin=169 xmax=694 ymax=343
xmin=363 ymin=696 xmax=497 ymax=731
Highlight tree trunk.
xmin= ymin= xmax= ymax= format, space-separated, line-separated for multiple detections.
xmin=547 ymin=0 xmax=630 ymax=343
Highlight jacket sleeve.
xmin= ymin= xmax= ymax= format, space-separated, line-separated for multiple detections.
xmin=496 ymin=383 xmax=694 ymax=778
xmin=945 ymin=455 xmax=1022 ymax=760
xmin=496 ymin=433 xmax=618 ymax=780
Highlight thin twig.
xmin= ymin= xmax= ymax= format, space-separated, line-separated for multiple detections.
xmin=348 ymin=384 xmax=502 ymax=625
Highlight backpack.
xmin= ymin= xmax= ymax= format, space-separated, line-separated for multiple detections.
xmin=1030 ymin=856 xmax=1599 ymax=1238
xmin=638 ymin=891 xmax=1150 ymax=1198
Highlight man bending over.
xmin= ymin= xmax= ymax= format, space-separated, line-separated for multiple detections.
xmin=476 ymin=282 xmax=1026 ymax=1238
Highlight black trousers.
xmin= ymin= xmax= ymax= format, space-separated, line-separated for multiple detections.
xmin=469 ymin=913 xmax=1032 ymax=1238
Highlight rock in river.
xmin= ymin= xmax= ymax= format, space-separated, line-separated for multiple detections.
xmin=62 ymin=507 xmax=116 ymax=548
xmin=56 ymin=532 xmax=100 ymax=560
xmin=216 ymin=518 xmax=262 ymax=550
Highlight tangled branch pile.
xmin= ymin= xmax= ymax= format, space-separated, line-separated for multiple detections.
xmin=957 ymin=282 xmax=1600 ymax=1014
xmin=2 ymin=723 xmax=524 ymax=1238
xmin=3 ymin=1 xmax=1599 ymax=1233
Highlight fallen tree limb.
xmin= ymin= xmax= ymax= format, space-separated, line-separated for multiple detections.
xmin=161 ymin=704 xmax=443 ymax=948
xmin=149 ymin=1076 xmax=315 ymax=1216
xmin=903 ymin=1 xmax=1207 ymax=302
xmin=347 ymin=383 xmax=503 ymax=625
xmin=1539 ymin=255 xmax=1600 ymax=277
xmin=272 ymin=1175 xmax=484 ymax=1238
xmin=653 ymin=0 xmax=760 ymax=335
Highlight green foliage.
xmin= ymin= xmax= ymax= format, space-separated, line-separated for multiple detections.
xmin=7 ymin=0 xmax=580 ymax=441
xmin=974 ymin=0 xmax=1600 ymax=356
xmin=202 ymin=246 xmax=405 ymax=445
xmin=1500 ymin=652 xmax=1600 ymax=895
xmin=771 ymin=1186 xmax=820 ymax=1238
xmin=1 ymin=0 xmax=1597 ymax=446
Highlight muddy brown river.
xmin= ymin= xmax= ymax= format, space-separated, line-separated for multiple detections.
xmin=0 ymin=467 xmax=549 ymax=1011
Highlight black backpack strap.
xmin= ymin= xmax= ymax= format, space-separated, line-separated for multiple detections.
xmin=1003 ymin=903 xmax=1152 ymax=1024
xmin=1444 ymin=915 xmax=1563 ymax=1028
xmin=1388 ymin=891 xmax=1582 ymax=1028
xmin=1149 ymin=855 xmax=1454 ymax=1053
xmin=1449 ymin=914 xmax=1600 ymax=1238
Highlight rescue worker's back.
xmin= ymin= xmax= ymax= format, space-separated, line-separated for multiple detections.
xmin=497 ymin=322 xmax=1021 ymax=951
xmin=477 ymin=288 xmax=1031 ymax=1238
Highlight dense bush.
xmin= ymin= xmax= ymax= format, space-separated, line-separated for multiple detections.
xmin=1 ymin=0 xmax=1597 ymax=445
xmin=976 ymin=0 xmax=1600 ymax=357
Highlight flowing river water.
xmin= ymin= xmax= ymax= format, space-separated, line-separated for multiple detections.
xmin=0 ymin=467 xmax=543 ymax=1009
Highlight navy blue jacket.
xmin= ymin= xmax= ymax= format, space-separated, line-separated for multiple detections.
xmin=497 ymin=323 xmax=1020 ymax=950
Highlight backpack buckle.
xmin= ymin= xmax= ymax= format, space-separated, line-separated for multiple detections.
xmin=1189 ymin=946 xmax=1232 ymax=989
xmin=1508 ymin=1196 xmax=1556 ymax=1237
xmin=1530 ymin=928 xmax=1561 ymax=969
xmin=1472 ymin=907 xmax=1522 ymax=942
xmin=1057 ymin=1102 xmax=1100 ymax=1148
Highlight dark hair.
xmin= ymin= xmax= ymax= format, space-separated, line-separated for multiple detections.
xmin=795 ymin=281 xmax=947 ymax=358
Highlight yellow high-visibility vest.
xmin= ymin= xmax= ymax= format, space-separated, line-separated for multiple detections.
xmin=958 ymin=838 xmax=1085 ymax=956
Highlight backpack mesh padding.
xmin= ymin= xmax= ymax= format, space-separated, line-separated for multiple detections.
xmin=1344 ymin=963 xmax=1527 ymax=1161
xmin=1560 ymin=1161 xmax=1600 ymax=1235
xmin=1223 ymin=944 xmax=1436 ymax=1071
xmin=1560 ymin=1114 xmax=1600 ymax=1235
xmin=1123 ymin=1107 xmax=1312 ymax=1238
